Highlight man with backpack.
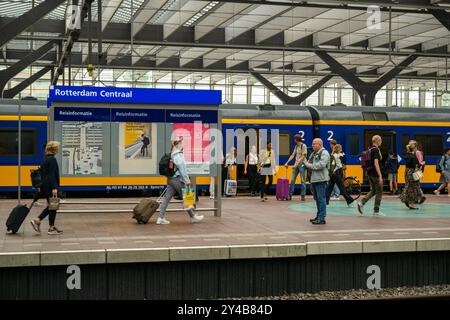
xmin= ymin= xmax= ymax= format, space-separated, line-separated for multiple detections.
xmin=285 ymin=134 xmax=308 ymax=201
xmin=357 ymin=135 xmax=384 ymax=216
xmin=304 ymin=138 xmax=330 ymax=225
xmin=433 ymin=148 xmax=450 ymax=197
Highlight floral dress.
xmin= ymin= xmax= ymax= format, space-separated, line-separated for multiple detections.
xmin=400 ymin=153 xmax=421 ymax=205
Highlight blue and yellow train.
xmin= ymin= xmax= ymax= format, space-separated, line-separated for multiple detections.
xmin=1 ymin=99 xmax=449 ymax=193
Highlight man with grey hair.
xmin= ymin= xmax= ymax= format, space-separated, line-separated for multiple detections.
xmin=357 ymin=135 xmax=384 ymax=216
xmin=304 ymin=138 xmax=330 ymax=225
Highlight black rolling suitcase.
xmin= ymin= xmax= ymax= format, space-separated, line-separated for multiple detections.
xmin=6 ymin=200 xmax=36 ymax=234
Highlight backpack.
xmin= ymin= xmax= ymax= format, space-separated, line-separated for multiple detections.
xmin=159 ymin=153 xmax=175 ymax=177
xmin=361 ymin=147 xmax=376 ymax=171
xmin=329 ymin=154 xmax=337 ymax=175
xmin=30 ymin=167 xmax=42 ymax=188
xmin=437 ymin=155 xmax=448 ymax=173
xmin=143 ymin=136 xmax=150 ymax=146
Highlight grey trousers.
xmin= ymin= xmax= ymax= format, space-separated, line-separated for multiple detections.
xmin=159 ymin=176 xmax=195 ymax=219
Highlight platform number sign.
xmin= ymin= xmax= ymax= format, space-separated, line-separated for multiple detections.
xmin=447 ymin=132 xmax=450 ymax=143
xmin=327 ymin=130 xmax=334 ymax=141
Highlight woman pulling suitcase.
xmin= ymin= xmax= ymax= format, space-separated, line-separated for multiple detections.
xmin=157 ymin=138 xmax=204 ymax=225
xmin=30 ymin=141 xmax=63 ymax=235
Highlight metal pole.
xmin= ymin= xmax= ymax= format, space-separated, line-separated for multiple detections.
xmin=214 ymin=109 xmax=222 ymax=217
xmin=18 ymin=93 xmax=22 ymax=205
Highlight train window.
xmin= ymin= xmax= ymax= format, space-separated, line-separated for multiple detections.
xmin=349 ymin=133 xmax=360 ymax=156
xmin=414 ymin=134 xmax=443 ymax=156
xmin=0 ymin=129 xmax=37 ymax=156
xmin=278 ymin=133 xmax=292 ymax=157
xmin=362 ymin=112 xmax=388 ymax=121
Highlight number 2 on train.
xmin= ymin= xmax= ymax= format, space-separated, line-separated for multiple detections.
xmin=327 ymin=130 xmax=334 ymax=141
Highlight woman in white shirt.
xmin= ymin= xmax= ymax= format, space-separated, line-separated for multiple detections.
xmin=244 ymin=145 xmax=259 ymax=196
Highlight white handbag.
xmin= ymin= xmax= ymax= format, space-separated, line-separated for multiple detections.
xmin=412 ymin=170 xmax=423 ymax=181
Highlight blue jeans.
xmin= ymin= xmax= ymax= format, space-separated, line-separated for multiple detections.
xmin=332 ymin=184 xmax=340 ymax=197
xmin=311 ymin=182 xmax=327 ymax=221
xmin=289 ymin=165 xmax=307 ymax=196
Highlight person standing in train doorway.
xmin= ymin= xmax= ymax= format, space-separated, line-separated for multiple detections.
xmin=357 ymin=135 xmax=384 ymax=216
xmin=285 ymin=134 xmax=308 ymax=201
xmin=244 ymin=145 xmax=259 ymax=197
xmin=304 ymin=138 xmax=330 ymax=225
xmin=259 ymin=142 xmax=277 ymax=202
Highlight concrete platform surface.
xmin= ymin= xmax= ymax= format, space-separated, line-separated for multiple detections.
xmin=0 ymin=195 xmax=449 ymax=267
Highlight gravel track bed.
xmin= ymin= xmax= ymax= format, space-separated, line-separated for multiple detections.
xmin=231 ymin=285 xmax=450 ymax=300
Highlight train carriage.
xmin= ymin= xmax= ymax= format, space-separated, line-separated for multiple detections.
xmin=220 ymin=104 xmax=314 ymax=191
xmin=307 ymin=106 xmax=450 ymax=188
xmin=1 ymin=99 xmax=449 ymax=194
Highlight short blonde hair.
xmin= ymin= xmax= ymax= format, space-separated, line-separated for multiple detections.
xmin=45 ymin=141 xmax=60 ymax=155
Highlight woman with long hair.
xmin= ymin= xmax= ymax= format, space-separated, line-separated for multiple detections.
xmin=30 ymin=141 xmax=63 ymax=235
xmin=259 ymin=142 xmax=277 ymax=201
xmin=326 ymin=144 xmax=354 ymax=206
xmin=157 ymin=138 xmax=204 ymax=224
xmin=400 ymin=144 xmax=422 ymax=210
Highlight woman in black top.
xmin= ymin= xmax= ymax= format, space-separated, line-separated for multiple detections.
xmin=30 ymin=141 xmax=63 ymax=235
xmin=399 ymin=144 xmax=421 ymax=210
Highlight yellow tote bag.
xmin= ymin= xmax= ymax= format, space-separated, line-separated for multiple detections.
xmin=182 ymin=187 xmax=195 ymax=210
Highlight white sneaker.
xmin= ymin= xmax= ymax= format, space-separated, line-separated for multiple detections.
xmin=190 ymin=215 xmax=204 ymax=223
xmin=210 ymin=194 xmax=214 ymax=199
xmin=433 ymin=190 xmax=439 ymax=195
xmin=373 ymin=212 xmax=385 ymax=217
xmin=156 ymin=217 xmax=171 ymax=225
xmin=331 ymin=196 xmax=339 ymax=201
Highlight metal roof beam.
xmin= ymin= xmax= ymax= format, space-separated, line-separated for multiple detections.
xmin=2 ymin=65 xmax=52 ymax=98
xmin=0 ymin=0 xmax=66 ymax=47
xmin=315 ymin=50 xmax=418 ymax=105
xmin=250 ymin=71 xmax=333 ymax=104
xmin=0 ymin=40 xmax=56 ymax=95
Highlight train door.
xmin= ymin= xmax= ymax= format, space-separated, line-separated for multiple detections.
xmin=364 ymin=129 xmax=396 ymax=177
xmin=235 ymin=128 xmax=260 ymax=191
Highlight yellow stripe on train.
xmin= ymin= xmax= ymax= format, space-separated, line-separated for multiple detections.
xmin=0 ymin=115 xmax=48 ymax=121
xmin=0 ymin=166 xmax=211 ymax=187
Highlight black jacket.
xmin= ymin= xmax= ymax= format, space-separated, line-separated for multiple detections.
xmin=40 ymin=154 xmax=60 ymax=195
xmin=405 ymin=153 xmax=419 ymax=170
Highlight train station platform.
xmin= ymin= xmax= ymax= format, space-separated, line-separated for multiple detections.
xmin=1 ymin=195 xmax=450 ymax=300
xmin=1 ymin=195 xmax=450 ymax=266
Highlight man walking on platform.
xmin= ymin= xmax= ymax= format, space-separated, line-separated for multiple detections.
xmin=357 ymin=135 xmax=384 ymax=216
